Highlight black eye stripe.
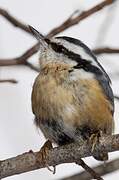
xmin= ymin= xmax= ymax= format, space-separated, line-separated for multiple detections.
xmin=49 ymin=42 xmax=90 ymax=64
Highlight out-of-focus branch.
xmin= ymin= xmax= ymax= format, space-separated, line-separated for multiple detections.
xmin=0 ymin=1 xmax=115 ymax=38
xmin=0 ymin=8 xmax=32 ymax=35
xmin=0 ymin=79 xmax=18 ymax=83
xmin=47 ymin=0 xmax=115 ymax=38
xmin=93 ymin=47 xmax=119 ymax=55
xmin=0 ymin=42 xmax=40 ymax=72
xmin=60 ymin=158 xmax=119 ymax=180
xmin=76 ymin=159 xmax=103 ymax=180
xmin=1 ymin=134 xmax=119 ymax=179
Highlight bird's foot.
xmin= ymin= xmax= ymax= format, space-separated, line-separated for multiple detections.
xmin=89 ymin=131 xmax=108 ymax=161
xmin=89 ymin=132 xmax=100 ymax=152
xmin=37 ymin=140 xmax=56 ymax=174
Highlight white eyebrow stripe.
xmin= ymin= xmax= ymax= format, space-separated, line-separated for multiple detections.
xmin=52 ymin=38 xmax=99 ymax=67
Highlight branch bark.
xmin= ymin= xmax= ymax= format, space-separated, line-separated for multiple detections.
xmin=0 ymin=134 xmax=119 ymax=179
xmin=93 ymin=47 xmax=119 ymax=55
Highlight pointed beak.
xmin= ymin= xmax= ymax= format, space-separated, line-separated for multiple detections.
xmin=29 ymin=25 xmax=48 ymax=50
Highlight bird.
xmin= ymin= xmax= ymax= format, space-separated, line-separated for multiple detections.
xmin=30 ymin=26 xmax=114 ymax=162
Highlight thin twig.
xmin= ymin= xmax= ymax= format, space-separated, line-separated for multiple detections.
xmin=0 ymin=42 xmax=40 ymax=72
xmin=47 ymin=0 xmax=115 ymax=38
xmin=0 ymin=79 xmax=18 ymax=83
xmin=76 ymin=159 xmax=103 ymax=180
xmin=25 ymin=62 xmax=39 ymax=72
xmin=60 ymin=158 xmax=119 ymax=180
xmin=93 ymin=47 xmax=119 ymax=55
xmin=0 ymin=8 xmax=32 ymax=35
xmin=0 ymin=1 xmax=115 ymax=39
xmin=0 ymin=134 xmax=119 ymax=179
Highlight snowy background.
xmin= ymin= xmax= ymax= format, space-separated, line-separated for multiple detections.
xmin=0 ymin=0 xmax=119 ymax=179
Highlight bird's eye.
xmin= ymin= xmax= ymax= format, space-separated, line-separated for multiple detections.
xmin=50 ymin=43 xmax=63 ymax=53
xmin=68 ymin=69 xmax=73 ymax=73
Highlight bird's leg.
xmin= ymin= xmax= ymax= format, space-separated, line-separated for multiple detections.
xmin=36 ymin=140 xmax=56 ymax=174
xmin=89 ymin=131 xmax=100 ymax=152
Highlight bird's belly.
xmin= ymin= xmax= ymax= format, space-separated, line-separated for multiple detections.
xmin=32 ymin=76 xmax=113 ymax=144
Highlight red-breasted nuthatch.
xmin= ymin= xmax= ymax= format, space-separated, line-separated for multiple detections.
xmin=30 ymin=26 xmax=114 ymax=161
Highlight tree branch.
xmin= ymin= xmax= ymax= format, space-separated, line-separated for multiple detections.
xmin=0 ymin=42 xmax=40 ymax=72
xmin=93 ymin=47 xmax=119 ymax=55
xmin=0 ymin=1 xmax=115 ymax=38
xmin=61 ymin=158 xmax=119 ymax=180
xmin=0 ymin=8 xmax=32 ymax=35
xmin=47 ymin=0 xmax=115 ymax=38
xmin=75 ymin=159 xmax=103 ymax=180
xmin=0 ymin=79 xmax=18 ymax=84
xmin=0 ymin=134 xmax=119 ymax=179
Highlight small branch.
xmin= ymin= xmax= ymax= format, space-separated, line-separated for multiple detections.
xmin=0 ymin=79 xmax=18 ymax=83
xmin=0 ymin=42 xmax=40 ymax=72
xmin=76 ymin=159 xmax=103 ymax=180
xmin=93 ymin=47 xmax=119 ymax=55
xmin=47 ymin=0 xmax=115 ymax=38
xmin=1 ymin=134 xmax=119 ymax=179
xmin=0 ymin=42 xmax=40 ymax=66
xmin=61 ymin=158 xmax=119 ymax=180
xmin=25 ymin=62 xmax=39 ymax=72
xmin=0 ymin=1 xmax=115 ymax=38
xmin=0 ymin=8 xmax=32 ymax=35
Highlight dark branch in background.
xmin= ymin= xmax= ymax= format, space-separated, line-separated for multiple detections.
xmin=1 ymin=134 xmax=119 ymax=179
xmin=0 ymin=0 xmax=115 ymax=39
xmin=61 ymin=158 xmax=119 ymax=180
xmin=46 ymin=0 xmax=115 ymax=38
xmin=93 ymin=47 xmax=119 ymax=55
xmin=0 ymin=8 xmax=32 ymax=35
xmin=75 ymin=159 xmax=103 ymax=180
xmin=0 ymin=42 xmax=40 ymax=72
xmin=0 ymin=79 xmax=18 ymax=83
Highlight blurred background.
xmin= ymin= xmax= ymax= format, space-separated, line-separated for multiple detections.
xmin=0 ymin=0 xmax=119 ymax=179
